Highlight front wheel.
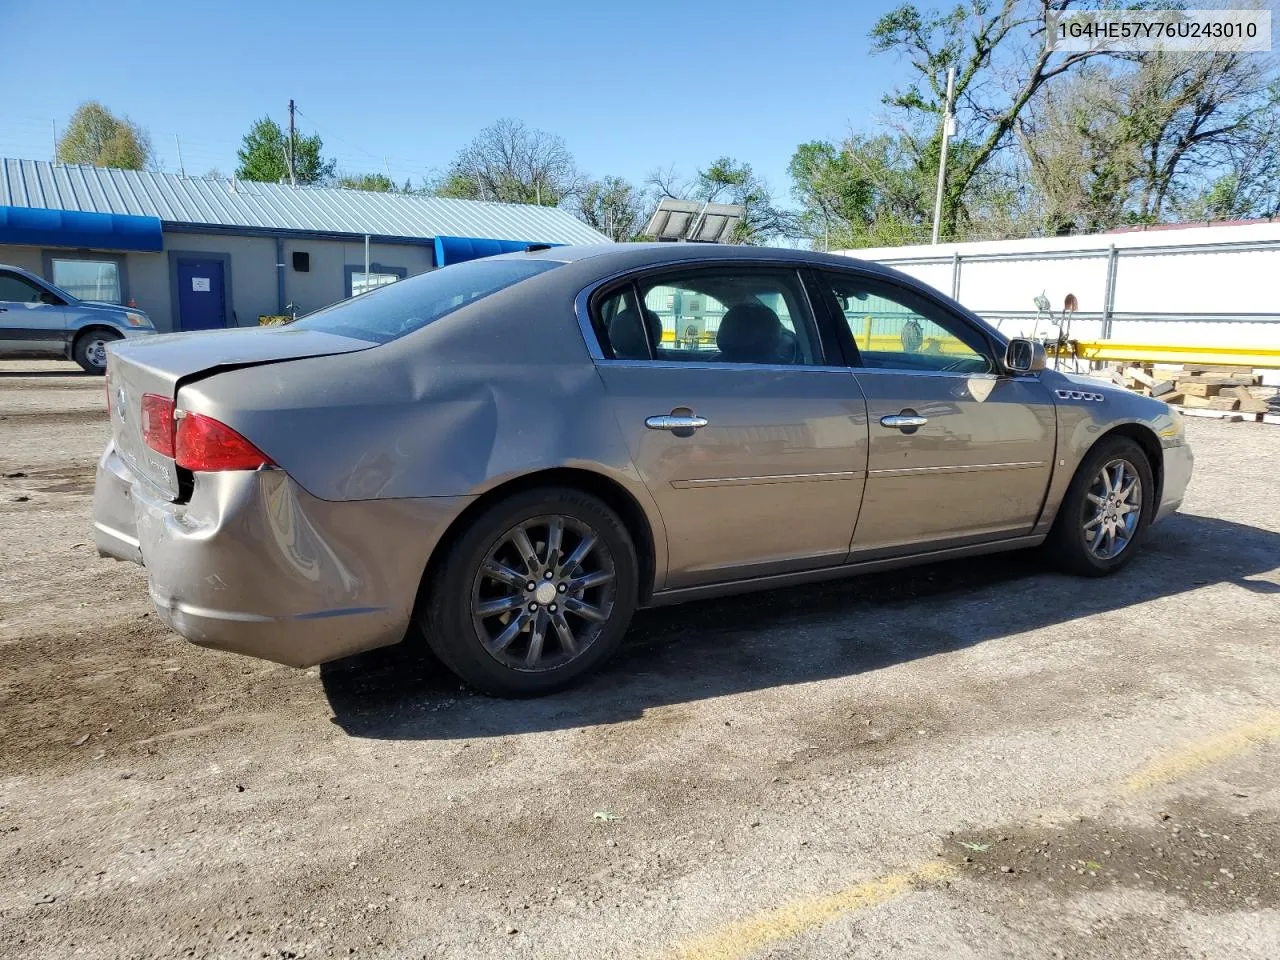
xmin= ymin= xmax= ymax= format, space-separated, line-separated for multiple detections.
xmin=73 ymin=329 xmax=122 ymax=374
xmin=1044 ymin=436 xmax=1155 ymax=576
xmin=420 ymin=487 xmax=639 ymax=697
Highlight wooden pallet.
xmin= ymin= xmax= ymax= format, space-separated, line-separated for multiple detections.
xmin=1108 ymin=362 xmax=1275 ymax=421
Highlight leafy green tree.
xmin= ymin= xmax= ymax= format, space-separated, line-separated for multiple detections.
xmin=576 ymin=177 xmax=649 ymax=241
xmin=56 ymin=101 xmax=152 ymax=170
xmin=336 ymin=172 xmax=395 ymax=192
xmin=236 ymin=117 xmax=335 ymax=185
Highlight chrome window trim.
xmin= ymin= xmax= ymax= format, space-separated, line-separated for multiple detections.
xmin=850 ymin=367 xmax=1042 ymax=383
xmin=593 ymin=358 xmax=857 ymax=375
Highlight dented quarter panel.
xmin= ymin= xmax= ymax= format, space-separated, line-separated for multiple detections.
xmin=129 ymin=461 xmax=470 ymax=666
xmin=173 ymin=258 xmax=672 ymax=589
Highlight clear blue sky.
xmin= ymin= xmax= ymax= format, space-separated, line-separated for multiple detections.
xmin=0 ymin=0 xmax=910 ymax=200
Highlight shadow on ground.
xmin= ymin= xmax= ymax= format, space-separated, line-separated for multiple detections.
xmin=322 ymin=513 xmax=1279 ymax=741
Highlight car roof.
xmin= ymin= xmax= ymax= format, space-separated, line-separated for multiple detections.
xmin=501 ymin=242 xmax=895 ymax=275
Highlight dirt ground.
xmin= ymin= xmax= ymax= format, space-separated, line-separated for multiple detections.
xmin=1 ymin=359 xmax=1278 ymax=960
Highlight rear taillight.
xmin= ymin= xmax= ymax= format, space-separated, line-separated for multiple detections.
xmin=141 ymin=393 xmax=176 ymax=456
xmin=141 ymin=394 xmax=271 ymax=472
xmin=175 ymin=413 xmax=273 ymax=472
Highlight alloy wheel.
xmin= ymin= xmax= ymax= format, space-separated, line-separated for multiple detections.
xmin=1083 ymin=458 xmax=1142 ymax=560
xmin=470 ymin=515 xmax=617 ymax=672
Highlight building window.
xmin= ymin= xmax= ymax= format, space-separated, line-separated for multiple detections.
xmin=350 ymin=271 xmax=402 ymax=297
xmin=51 ymin=258 xmax=122 ymax=303
xmin=345 ymin=262 xmax=408 ymax=298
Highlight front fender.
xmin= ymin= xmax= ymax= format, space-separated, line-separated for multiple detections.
xmin=1032 ymin=371 xmax=1185 ymax=534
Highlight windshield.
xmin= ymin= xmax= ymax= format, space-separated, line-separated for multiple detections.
xmin=291 ymin=257 xmax=563 ymax=344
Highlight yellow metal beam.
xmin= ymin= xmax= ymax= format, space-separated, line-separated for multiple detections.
xmin=1066 ymin=340 xmax=1280 ymax=368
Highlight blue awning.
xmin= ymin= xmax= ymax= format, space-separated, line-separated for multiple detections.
xmin=433 ymin=235 xmax=561 ymax=266
xmin=0 ymin=205 xmax=164 ymax=252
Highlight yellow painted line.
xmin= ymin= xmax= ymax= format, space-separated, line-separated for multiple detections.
xmin=1126 ymin=711 xmax=1280 ymax=793
xmin=663 ymin=712 xmax=1280 ymax=960
xmin=668 ymin=862 xmax=955 ymax=960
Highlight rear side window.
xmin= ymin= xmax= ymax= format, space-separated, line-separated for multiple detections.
xmin=594 ymin=267 xmax=823 ymax=366
xmin=292 ymin=258 xmax=562 ymax=343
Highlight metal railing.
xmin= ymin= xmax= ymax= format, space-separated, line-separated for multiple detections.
xmin=871 ymin=236 xmax=1280 ymax=338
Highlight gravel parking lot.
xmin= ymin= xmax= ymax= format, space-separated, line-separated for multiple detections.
xmin=2 ymin=360 xmax=1278 ymax=960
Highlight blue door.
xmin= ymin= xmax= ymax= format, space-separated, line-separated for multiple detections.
xmin=175 ymin=257 xmax=228 ymax=331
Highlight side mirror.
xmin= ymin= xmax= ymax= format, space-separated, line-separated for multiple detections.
xmin=1004 ymin=337 xmax=1047 ymax=375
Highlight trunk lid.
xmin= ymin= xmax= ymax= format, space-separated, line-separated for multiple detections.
xmin=107 ymin=326 xmax=373 ymax=499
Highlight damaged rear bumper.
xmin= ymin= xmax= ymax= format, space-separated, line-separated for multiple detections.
xmin=92 ymin=442 xmax=471 ymax=667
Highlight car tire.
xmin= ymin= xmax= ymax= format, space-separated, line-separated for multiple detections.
xmin=420 ymin=487 xmax=640 ymax=697
xmin=1044 ymin=435 xmax=1155 ymax=577
xmin=73 ymin=328 xmax=122 ymax=374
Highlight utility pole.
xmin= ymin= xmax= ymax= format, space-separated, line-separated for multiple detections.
xmin=175 ymin=135 xmax=187 ymax=178
xmin=287 ymin=99 xmax=297 ymax=187
xmin=930 ymin=66 xmax=956 ymax=245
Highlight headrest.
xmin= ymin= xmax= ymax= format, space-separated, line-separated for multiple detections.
xmin=716 ymin=302 xmax=784 ymax=363
xmin=609 ymin=308 xmax=662 ymax=359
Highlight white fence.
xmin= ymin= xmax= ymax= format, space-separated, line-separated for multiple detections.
xmin=836 ymin=222 xmax=1280 ymax=349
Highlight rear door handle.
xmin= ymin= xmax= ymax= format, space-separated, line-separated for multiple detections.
xmin=880 ymin=413 xmax=928 ymax=430
xmin=645 ymin=414 xmax=709 ymax=431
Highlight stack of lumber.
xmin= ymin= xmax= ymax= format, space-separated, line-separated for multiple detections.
xmin=1108 ymin=363 xmax=1275 ymax=420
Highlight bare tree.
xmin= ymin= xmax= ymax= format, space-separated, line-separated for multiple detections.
xmin=1019 ymin=51 xmax=1280 ymax=230
xmin=1123 ymin=51 xmax=1280 ymax=221
xmin=435 ymin=119 xmax=582 ymax=206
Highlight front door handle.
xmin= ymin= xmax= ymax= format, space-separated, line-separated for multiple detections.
xmin=880 ymin=413 xmax=928 ymax=430
xmin=645 ymin=414 xmax=709 ymax=432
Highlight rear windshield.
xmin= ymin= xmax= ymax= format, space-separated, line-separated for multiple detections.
xmin=291 ymin=257 xmax=563 ymax=344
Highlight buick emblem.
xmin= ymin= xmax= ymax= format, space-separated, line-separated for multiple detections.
xmin=116 ymin=386 xmax=128 ymax=419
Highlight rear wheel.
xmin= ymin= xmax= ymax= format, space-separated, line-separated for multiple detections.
xmin=420 ymin=487 xmax=639 ymax=697
xmin=1045 ymin=435 xmax=1154 ymax=576
xmin=73 ymin=328 xmax=122 ymax=374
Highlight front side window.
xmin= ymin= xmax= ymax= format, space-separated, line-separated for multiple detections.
xmin=0 ymin=271 xmax=48 ymax=304
xmin=820 ymin=272 xmax=992 ymax=374
xmin=596 ymin=267 xmax=821 ymax=366
xmin=294 ymin=257 xmax=562 ymax=344
xmin=51 ymin=259 xmax=120 ymax=303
